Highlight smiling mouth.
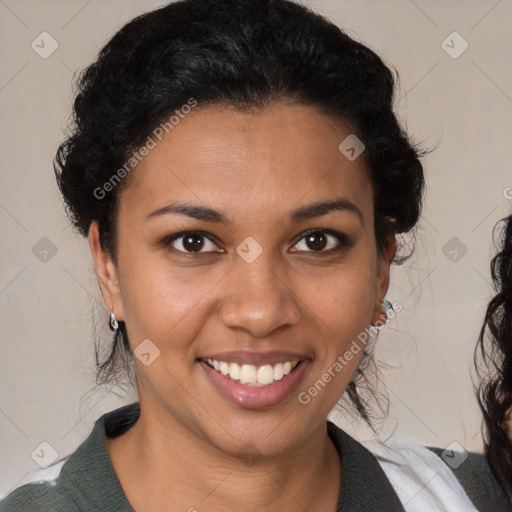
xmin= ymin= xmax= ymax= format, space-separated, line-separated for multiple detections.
xmin=202 ymin=358 xmax=300 ymax=387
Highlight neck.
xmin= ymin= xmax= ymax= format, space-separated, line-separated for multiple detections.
xmin=107 ymin=405 xmax=342 ymax=512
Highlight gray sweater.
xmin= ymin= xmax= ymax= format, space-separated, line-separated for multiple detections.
xmin=1 ymin=402 xmax=510 ymax=511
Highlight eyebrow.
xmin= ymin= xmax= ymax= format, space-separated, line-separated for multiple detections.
xmin=146 ymin=198 xmax=363 ymax=224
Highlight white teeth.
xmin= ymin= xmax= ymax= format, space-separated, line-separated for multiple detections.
xmin=273 ymin=363 xmax=284 ymax=381
xmin=205 ymin=359 xmax=300 ymax=386
xmin=257 ymin=365 xmax=274 ymax=385
xmin=240 ymin=364 xmax=257 ymax=385
xmin=229 ymin=362 xmax=241 ymax=380
xmin=219 ymin=361 xmax=230 ymax=375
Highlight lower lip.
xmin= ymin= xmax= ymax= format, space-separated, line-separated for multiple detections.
xmin=200 ymin=360 xmax=310 ymax=409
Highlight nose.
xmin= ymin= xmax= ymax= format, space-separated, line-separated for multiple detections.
xmin=219 ymin=256 xmax=302 ymax=338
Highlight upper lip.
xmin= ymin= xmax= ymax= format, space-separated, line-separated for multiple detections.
xmin=199 ymin=351 xmax=311 ymax=366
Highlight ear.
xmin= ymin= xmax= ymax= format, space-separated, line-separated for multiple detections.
xmin=88 ymin=221 xmax=124 ymax=320
xmin=370 ymin=234 xmax=396 ymax=325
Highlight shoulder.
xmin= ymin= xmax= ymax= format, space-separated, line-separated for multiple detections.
xmin=331 ymin=423 xmax=511 ymax=512
xmin=327 ymin=421 xmax=407 ymax=511
xmin=367 ymin=435 xmax=511 ymax=512
xmin=428 ymin=446 xmax=512 ymax=512
xmin=0 ymin=402 xmax=140 ymax=512
xmin=0 ymin=480 xmax=77 ymax=512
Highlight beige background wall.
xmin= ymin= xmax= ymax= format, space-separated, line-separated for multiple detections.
xmin=1 ymin=0 xmax=511 ymax=497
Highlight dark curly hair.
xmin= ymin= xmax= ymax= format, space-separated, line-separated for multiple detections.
xmin=54 ymin=0 xmax=427 ymax=424
xmin=475 ymin=214 xmax=512 ymax=499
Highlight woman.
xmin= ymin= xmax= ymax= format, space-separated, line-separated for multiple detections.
xmin=476 ymin=214 xmax=512 ymax=503
xmin=0 ymin=0 xmax=508 ymax=510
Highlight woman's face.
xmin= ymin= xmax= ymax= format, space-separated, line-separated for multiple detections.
xmin=91 ymin=102 xmax=393 ymax=458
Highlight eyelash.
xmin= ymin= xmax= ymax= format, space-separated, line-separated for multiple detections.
xmin=161 ymin=229 xmax=354 ymax=255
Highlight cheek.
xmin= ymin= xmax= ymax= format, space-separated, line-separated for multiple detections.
xmin=305 ymin=259 xmax=377 ymax=331
xmin=118 ymin=256 xmax=224 ymax=354
xmin=294 ymin=258 xmax=379 ymax=412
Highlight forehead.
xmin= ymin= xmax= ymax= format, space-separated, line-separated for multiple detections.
xmin=118 ymin=103 xmax=372 ymax=224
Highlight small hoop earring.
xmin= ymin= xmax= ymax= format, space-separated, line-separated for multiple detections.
xmin=381 ymin=299 xmax=393 ymax=313
xmin=371 ymin=300 xmax=390 ymax=330
xmin=109 ymin=307 xmax=119 ymax=332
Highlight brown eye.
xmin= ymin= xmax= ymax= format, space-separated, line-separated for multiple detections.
xmin=182 ymin=234 xmax=205 ymax=252
xmin=163 ymin=231 xmax=222 ymax=254
xmin=291 ymin=229 xmax=354 ymax=253
xmin=304 ymin=232 xmax=328 ymax=251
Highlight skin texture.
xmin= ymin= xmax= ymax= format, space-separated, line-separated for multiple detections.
xmin=89 ymin=102 xmax=395 ymax=511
